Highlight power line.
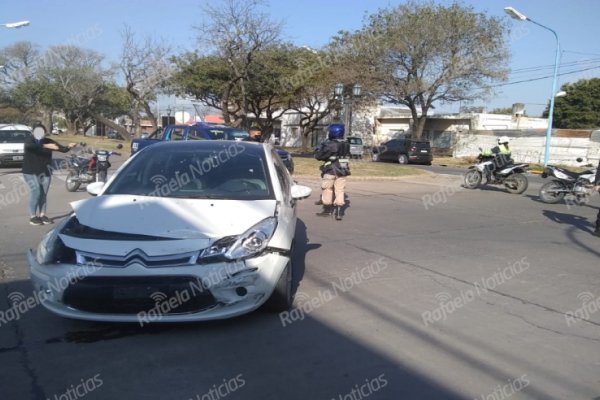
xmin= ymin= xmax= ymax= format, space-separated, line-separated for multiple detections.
xmin=486 ymin=65 xmax=600 ymax=88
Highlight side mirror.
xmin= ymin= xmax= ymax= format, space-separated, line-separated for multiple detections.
xmin=291 ymin=184 xmax=312 ymax=200
xmin=117 ymin=144 xmax=123 ymax=149
xmin=86 ymin=181 xmax=105 ymax=196
xmin=140 ymin=134 xmax=148 ymax=139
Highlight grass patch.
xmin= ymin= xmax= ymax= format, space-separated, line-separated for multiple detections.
xmin=293 ymin=157 xmax=425 ymax=178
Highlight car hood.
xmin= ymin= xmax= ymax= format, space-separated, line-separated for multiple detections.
xmin=70 ymin=195 xmax=277 ymax=240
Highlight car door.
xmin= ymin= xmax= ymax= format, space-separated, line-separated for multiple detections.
xmin=380 ymin=140 xmax=399 ymax=161
xmin=267 ymin=148 xmax=296 ymax=251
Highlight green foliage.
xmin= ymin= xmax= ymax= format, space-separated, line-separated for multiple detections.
xmin=329 ymin=1 xmax=510 ymax=139
xmin=544 ymin=78 xmax=600 ymax=128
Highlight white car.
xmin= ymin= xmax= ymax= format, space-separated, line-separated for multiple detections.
xmin=29 ymin=141 xmax=311 ymax=323
xmin=0 ymin=124 xmax=31 ymax=166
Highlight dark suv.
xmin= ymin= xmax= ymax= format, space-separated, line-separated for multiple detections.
xmin=372 ymin=138 xmax=433 ymax=165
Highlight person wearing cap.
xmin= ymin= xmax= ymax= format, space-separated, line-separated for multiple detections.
xmin=22 ymin=124 xmax=76 ymax=225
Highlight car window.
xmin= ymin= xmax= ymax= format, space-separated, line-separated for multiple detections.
xmin=348 ymin=137 xmax=362 ymax=145
xmin=205 ymin=128 xmax=226 ymax=140
xmin=271 ymin=149 xmax=291 ymax=202
xmin=106 ymin=146 xmax=274 ymax=200
xmin=187 ymin=128 xmax=205 ymax=141
xmin=169 ymin=127 xmax=185 ymax=141
xmin=228 ymin=129 xmax=249 ymax=141
xmin=0 ymin=130 xmax=32 ymax=143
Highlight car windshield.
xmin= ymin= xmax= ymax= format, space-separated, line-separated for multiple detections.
xmin=0 ymin=130 xmax=32 ymax=143
xmin=348 ymin=137 xmax=362 ymax=145
xmin=105 ymin=144 xmax=274 ymax=200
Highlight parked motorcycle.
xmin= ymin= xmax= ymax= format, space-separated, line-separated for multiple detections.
xmin=463 ymin=152 xmax=529 ymax=194
xmin=65 ymin=143 xmax=122 ymax=192
xmin=539 ymin=158 xmax=597 ymax=204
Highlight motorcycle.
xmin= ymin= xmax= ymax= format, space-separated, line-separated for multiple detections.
xmin=539 ymin=158 xmax=597 ymax=204
xmin=65 ymin=143 xmax=122 ymax=192
xmin=463 ymin=152 xmax=529 ymax=194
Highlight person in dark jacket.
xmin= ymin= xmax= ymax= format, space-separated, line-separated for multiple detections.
xmin=22 ymin=125 xmax=76 ymax=225
xmin=315 ymin=123 xmax=351 ymax=220
xmin=244 ymin=125 xmax=263 ymax=142
xmin=593 ymin=159 xmax=600 ymax=237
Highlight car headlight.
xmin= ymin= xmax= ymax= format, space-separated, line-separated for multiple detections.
xmin=199 ymin=217 xmax=277 ymax=261
xmin=35 ymin=218 xmax=75 ymax=265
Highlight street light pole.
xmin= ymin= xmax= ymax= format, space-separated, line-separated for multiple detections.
xmin=333 ymin=83 xmax=362 ymax=136
xmin=504 ymin=6 xmax=560 ymax=166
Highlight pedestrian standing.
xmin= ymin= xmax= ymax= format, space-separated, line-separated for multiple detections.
xmin=22 ymin=125 xmax=76 ymax=225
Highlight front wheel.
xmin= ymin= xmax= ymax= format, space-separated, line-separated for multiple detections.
xmin=98 ymin=170 xmax=107 ymax=182
xmin=504 ymin=173 xmax=528 ymax=194
xmin=371 ymin=152 xmax=380 ymax=162
xmin=398 ymin=154 xmax=408 ymax=164
xmin=65 ymin=170 xmax=81 ymax=192
xmin=463 ymin=169 xmax=482 ymax=189
xmin=539 ymin=181 xmax=566 ymax=203
xmin=264 ymin=260 xmax=293 ymax=312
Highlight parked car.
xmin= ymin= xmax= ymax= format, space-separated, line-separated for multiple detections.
xmin=347 ymin=136 xmax=364 ymax=159
xmin=0 ymin=124 xmax=32 ymax=167
xmin=28 ymin=141 xmax=312 ymax=323
xmin=131 ymin=122 xmax=294 ymax=174
xmin=372 ymin=138 xmax=433 ymax=165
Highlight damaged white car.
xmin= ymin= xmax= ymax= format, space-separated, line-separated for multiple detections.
xmin=28 ymin=141 xmax=311 ymax=323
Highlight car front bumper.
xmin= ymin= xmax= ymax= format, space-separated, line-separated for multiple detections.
xmin=28 ymin=250 xmax=288 ymax=323
xmin=0 ymin=152 xmax=24 ymax=164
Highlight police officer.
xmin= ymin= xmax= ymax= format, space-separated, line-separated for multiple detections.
xmin=315 ymin=123 xmax=351 ymax=220
xmin=481 ymin=136 xmax=512 ymax=183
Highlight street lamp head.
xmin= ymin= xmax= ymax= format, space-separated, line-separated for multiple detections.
xmin=334 ymin=83 xmax=344 ymax=97
xmin=352 ymin=83 xmax=362 ymax=97
xmin=555 ymin=91 xmax=567 ymax=98
xmin=3 ymin=20 xmax=30 ymax=29
xmin=504 ymin=7 xmax=528 ymax=21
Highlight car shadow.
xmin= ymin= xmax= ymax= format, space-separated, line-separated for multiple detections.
xmin=291 ymin=218 xmax=320 ymax=296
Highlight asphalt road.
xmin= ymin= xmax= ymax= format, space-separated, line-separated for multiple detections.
xmin=0 ymin=158 xmax=599 ymax=400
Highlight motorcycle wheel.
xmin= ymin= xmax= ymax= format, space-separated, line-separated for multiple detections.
xmin=504 ymin=173 xmax=528 ymax=194
xmin=65 ymin=170 xmax=81 ymax=192
xmin=539 ymin=180 xmax=566 ymax=203
xmin=463 ymin=169 xmax=482 ymax=189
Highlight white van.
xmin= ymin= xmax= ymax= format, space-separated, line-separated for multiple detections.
xmin=0 ymin=124 xmax=32 ymax=166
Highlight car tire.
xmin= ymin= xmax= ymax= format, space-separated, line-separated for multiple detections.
xmin=371 ymin=152 xmax=380 ymax=162
xmin=398 ymin=154 xmax=408 ymax=164
xmin=265 ymin=259 xmax=293 ymax=312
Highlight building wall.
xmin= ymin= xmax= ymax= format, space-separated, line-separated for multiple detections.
xmin=453 ymin=129 xmax=600 ymax=166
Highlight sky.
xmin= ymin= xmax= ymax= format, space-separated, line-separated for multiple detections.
xmin=2 ymin=0 xmax=600 ymax=118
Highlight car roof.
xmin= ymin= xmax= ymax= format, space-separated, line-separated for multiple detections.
xmin=146 ymin=139 xmax=265 ymax=154
xmin=0 ymin=124 xmax=31 ymax=131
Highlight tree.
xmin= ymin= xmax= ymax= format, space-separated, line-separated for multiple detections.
xmin=193 ymin=0 xmax=282 ymax=127
xmin=330 ymin=1 xmax=509 ymax=139
xmin=543 ymin=78 xmax=600 ymax=128
xmin=36 ymin=45 xmax=114 ymax=134
xmin=120 ymin=26 xmax=173 ymax=134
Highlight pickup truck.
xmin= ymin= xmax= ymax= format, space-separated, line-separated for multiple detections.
xmin=130 ymin=122 xmax=294 ymax=173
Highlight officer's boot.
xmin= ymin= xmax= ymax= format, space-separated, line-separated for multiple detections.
xmin=316 ymin=204 xmax=333 ymax=217
xmin=334 ymin=205 xmax=343 ymax=221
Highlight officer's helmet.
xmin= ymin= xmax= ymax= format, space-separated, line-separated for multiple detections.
xmin=498 ymin=136 xmax=510 ymax=145
xmin=328 ymin=124 xmax=345 ymax=140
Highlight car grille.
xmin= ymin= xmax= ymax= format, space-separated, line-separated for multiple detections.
xmin=63 ymin=276 xmax=216 ymax=315
xmin=76 ymin=249 xmax=198 ymax=268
